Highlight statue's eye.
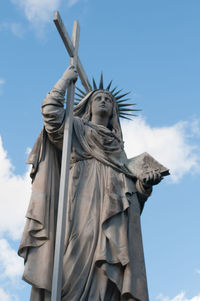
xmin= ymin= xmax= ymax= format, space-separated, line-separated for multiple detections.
xmin=95 ymin=96 xmax=101 ymax=101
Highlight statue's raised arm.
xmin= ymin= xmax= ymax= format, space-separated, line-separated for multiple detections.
xmin=41 ymin=65 xmax=78 ymax=149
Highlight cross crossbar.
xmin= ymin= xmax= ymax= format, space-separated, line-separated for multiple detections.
xmin=53 ymin=11 xmax=92 ymax=93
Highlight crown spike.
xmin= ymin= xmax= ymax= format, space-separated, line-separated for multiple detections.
xmin=106 ymin=80 xmax=112 ymax=91
xmin=119 ymin=115 xmax=132 ymax=120
xmin=116 ymin=98 xmax=131 ymax=104
xmin=75 ymin=92 xmax=85 ymax=99
xmin=120 ymin=112 xmax=137 ymax=117
xmin=99 ymin=73 xmax=104 ymax=89
xmin=113 ymin=89 xmax=123 ymax=97
xmin=118 ymin=103 xmax=134 ymax=107
xmin=120 ymin=108 xmax=137 ymax=112
xmin=115 ymin=92 xmax=130 ymax=100
xmin=110 ymin=86 xmax=118 ymax=94
xmin=92 ymin=78 xmax=97 ymax=90
xmin=75 ymin=86 xmax=86 ymax=96
xmin=76 ymin=75 xmax=140 ymax=118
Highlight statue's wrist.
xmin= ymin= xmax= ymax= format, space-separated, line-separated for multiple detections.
xmin=136 ymin=179 xmax=152 ymax=197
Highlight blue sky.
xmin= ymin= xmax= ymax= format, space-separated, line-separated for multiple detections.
xmin=0 ymin=0 xmax=200 ymax=300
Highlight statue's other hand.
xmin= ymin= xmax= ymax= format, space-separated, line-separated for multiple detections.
xmin=142 ymin=170 xmax=163 ymax=187
xmin=63 ymin=65 xmax=78 ymax=83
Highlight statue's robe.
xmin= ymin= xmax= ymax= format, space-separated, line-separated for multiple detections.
xmin=18 ymin=89 xmax=151 ymax=301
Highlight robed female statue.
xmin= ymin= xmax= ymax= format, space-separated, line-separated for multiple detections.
xmin=18 ymin=66 xmax=164 ymax=301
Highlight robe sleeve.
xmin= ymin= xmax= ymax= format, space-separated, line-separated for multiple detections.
xmin=41 ymin=88 xmax=65 ymax=150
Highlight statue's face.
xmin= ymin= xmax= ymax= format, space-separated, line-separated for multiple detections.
xmin=91 ymin=91 xmax=113 ymax=119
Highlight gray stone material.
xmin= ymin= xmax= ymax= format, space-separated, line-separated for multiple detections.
xmin=18 ymin=12 xmax=169 ymax=301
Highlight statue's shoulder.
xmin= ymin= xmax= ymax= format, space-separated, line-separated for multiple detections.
xmin=73 ymin=116 xmax=89 ymax=128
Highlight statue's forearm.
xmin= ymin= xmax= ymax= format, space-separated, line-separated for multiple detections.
xmin=41 ymin=64 xmax=78 ymax=116
xmin=41 ymin=74 xmax=70 ymax=148
xmin=42 ymin=69 xmax=71 ymax=110
xmin=41 ymin=66 xmax=77 ymax=148
xmin=54 ymin=73 xmax=71 ymax=93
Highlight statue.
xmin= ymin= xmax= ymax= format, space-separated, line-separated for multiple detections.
xmin=18 ymin=65 xmax=168 ymax=301
xmin=18 ymin=12 xmax=169 ymax=301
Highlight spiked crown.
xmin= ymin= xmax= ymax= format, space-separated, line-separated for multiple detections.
xmin=75 ymin=74 xmax=139 ymax=120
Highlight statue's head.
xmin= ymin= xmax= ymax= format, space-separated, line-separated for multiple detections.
xmin=90 ymin=90 xmax=114 ymax=120
xmin=74 ymin=74 xmax=139 ymax=141
xmin=84 ymin=90 xmax=115 ymax=129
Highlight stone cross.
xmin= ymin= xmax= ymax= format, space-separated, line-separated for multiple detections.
xmin=53 ymin=11 xmax=91 ymax=92
xmin=51 ymin=11 xmax=90 ymax=301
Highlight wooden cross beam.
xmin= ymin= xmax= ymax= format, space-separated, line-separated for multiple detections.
xmin=51 ymin=11 xmax=87 ymax=301
xmin=53 ymin=11 xmax=92 ymax=92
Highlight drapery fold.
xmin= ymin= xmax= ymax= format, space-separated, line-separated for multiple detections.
xmin=18 ymin=117 xmax=149 ymax=301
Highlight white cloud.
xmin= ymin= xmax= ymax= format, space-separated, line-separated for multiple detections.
xmin=12 ymin=0 xmax=61 ymax=27
xmin=0 ymin=78 xmax=5 ymax=95
xmin=10 ymin=0 xmax=84 ymax=35
xmin=68 ymin=0 xmax=80 ymax=7
xmin=196 ymin=269 xmax=200 ymax=275
xmin=157 ymin=292 xmax=200 ymax=301
xmin=121 ymin=117 xmax=200 ymax=183
xmin=0 ymin=287 xmax=19 ymax=301
xmin=0 ymin=136 xmax=31 ymax=240
xmin=0 ymin=78 xmax=5 ymax=85
xmin=0 ymin=239 xmax=23 ymax=279
xmin=0 ymin=288 xmax=11 ymax=301
xmin=0 ymin=22 xmax=25 ymax=38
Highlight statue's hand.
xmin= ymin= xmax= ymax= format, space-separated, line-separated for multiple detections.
xmin=63 ymin=65 xmax=78 ymax=83
xmin=142 ymin=170 xmax=163 ymax=187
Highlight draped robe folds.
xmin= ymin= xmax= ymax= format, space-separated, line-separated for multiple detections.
xmin=18 ymin=89 xmax=151 ymax=301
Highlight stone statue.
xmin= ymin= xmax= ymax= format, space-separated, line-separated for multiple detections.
xmin=18 ymin=64 xmax=168 ymax=301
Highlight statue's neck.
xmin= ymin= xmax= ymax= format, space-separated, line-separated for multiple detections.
xmin=91 ymin=114 xmax=109 ymax=128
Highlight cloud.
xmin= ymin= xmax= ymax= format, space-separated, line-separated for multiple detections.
xmin=0 ymin=136 xmax=31 ymax=240
xmin=0 ymin=78 xmax=5 ymax=85
xmin=68 ymin=0 xmax=80 ymax=7
xmin=196 ymin=269 xmax=200 ymax=275
xmin=0 ymin=239 xmax=23 ymax=279
xmin=0 ymin=78 xmax=5 ymax=95
xmin=11 ymin=0 xmax=61 ymax=29
xmin=0 ymin=288 xmax=11 ymax=301
xmin=157 ymin=292 xmax=200 ymax=301
xmin=0 ymin=287 xmax=19 ymax=301
xmin=121 ymin=117 xmax=200 ymax=182
xmin=0 ymin=22 xmax=25 ymax=38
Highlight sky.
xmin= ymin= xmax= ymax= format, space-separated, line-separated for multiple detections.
xmin=0 ymin=0 xmax=200 ymax=300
